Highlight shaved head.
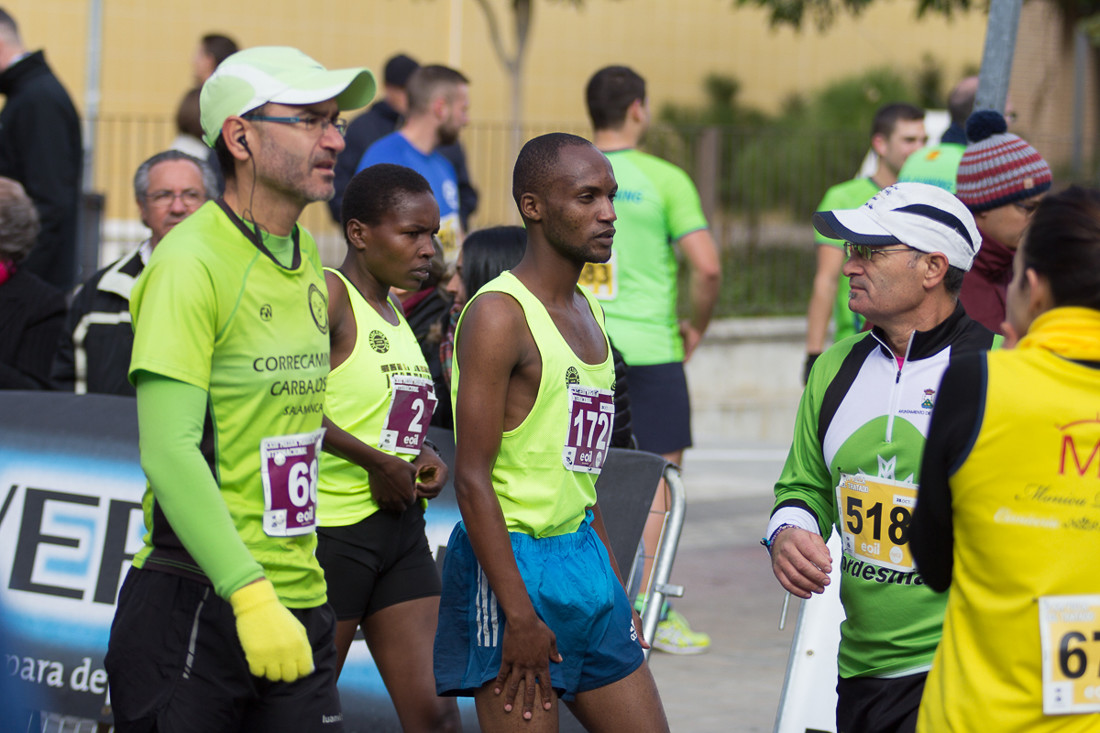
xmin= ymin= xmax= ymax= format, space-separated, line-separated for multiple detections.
xmin=512 ymin=132 xmax=597 ymax=215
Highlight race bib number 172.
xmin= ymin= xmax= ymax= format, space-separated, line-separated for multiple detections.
xmin=562 ymin=385 xmax=614 ymax=474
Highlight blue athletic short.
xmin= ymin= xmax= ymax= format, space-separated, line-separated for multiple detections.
xmin=433 ymin=514 xmax=644 ymax=701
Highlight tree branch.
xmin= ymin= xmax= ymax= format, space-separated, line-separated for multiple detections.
xmin=473 ymin=0 xmax=519 ymax=73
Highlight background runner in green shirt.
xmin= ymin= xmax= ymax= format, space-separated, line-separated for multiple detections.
xmin=803 ymin=103 xmax=926 ymax=383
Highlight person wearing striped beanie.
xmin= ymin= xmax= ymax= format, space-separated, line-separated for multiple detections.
xmin=954 ymin=109 xmax=1052 ymax=332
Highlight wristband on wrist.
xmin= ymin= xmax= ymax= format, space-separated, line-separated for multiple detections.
xmin=421 ymin=438 xmax=439 ymax=453
xmin=760 ymin=523 xmax=797 ymax=554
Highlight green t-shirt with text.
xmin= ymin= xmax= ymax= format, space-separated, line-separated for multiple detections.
xmin=129 ymin=202 xmax=331 ymax=607
xmin=579 ymin=148 xmax=708 ymax=365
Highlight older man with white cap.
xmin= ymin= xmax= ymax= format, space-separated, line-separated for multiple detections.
xmin=104 ymin=47 xmax=375 ymax=733
xmin=763 ymin=182 xmax=1002 ymax=733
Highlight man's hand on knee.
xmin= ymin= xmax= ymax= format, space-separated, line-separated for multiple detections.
xmin=495 ymin=615 xmax=562 ymax=719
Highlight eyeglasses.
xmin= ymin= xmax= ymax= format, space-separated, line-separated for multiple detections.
xmin=146 ymin=189 xmax=205 ymax=207
xmin=845 ymin=243 xmax=915 ymax=261
xmin=242 ymin=113 xmax=349 ymax=137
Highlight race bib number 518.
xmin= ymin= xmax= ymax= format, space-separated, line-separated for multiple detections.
xmin=836 ymin=472 xmax=916 ymax=572
xmin=562 ymin=385 xmax=614 ymax=474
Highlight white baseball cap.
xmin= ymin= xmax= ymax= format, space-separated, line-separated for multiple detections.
xmin=200 ymin=46 xmax=377 ymax=147
xmin=813 ymin=182 xmax=982 ymax=271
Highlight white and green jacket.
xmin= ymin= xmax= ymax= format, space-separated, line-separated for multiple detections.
xmin=770 ymin=303 xmax=999 ymax=678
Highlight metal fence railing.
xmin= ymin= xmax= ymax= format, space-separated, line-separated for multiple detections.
xmin=82 ymin=116 xmax=949 ymax=316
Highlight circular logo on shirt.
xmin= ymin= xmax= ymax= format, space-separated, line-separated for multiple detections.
xmin=369 ymin=330 xmax=390 ymax=353
xmin=308 ymin=284 xmax=328 ymax=334
xmin=565 ymin=366 xmax=580 ymax=385
xmin=260 ymin=304 xmax=273 ymax=321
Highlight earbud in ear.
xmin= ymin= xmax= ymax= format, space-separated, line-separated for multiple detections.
xmin=238 ymin=136 xmax=249 ymax=151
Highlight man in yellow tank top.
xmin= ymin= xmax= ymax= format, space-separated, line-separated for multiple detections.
xmin=434 ymin=133 xmax=669 ymax=731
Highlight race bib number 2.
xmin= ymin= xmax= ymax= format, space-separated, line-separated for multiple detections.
xmin=379 ymin=375 xmax=438 ymax=455
xmin=260 ymin=428 xmax=326 ymax=537
xmin=562 ymin=385 xmax=614 ymax=474
xmin=836 ymin=472 xmax=916 ymax=572
xmin=1040 ymin=594 xmax=1100 ymax=715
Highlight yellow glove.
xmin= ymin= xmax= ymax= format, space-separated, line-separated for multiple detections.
xmin=228 ymin=579 xmax=314 ymax=682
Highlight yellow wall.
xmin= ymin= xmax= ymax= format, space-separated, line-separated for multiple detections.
xmin=12 ymin=0 xmax=987 ymax=119
xmin=4 ymin=0 xmax=988 ymax=255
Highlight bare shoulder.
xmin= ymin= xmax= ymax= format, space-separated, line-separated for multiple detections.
xmin=456 ymin=291 xmax=533 ymax=371
xmin=458 ymin=291 xmax=526 ymax=342
xmin=324 ymin=269 xmax=350 ymax=325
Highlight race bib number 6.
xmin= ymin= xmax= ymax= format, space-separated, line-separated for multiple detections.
xmin=260 ymin=428 xmax=326 ymax=537
xmin=836 ymin=472 xmax=917 ymax=572
xmin=379 ymin=375 xmax=438 ymax=455
xmin=1040 ymin=594 xmax=1100 ymax=715
xmin=562 ymin=385 xmax=614 ymax=474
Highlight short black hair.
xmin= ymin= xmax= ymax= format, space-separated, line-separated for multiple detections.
xmin=384 ymin=53 xmax=419 ymax=87
xmin=512 ymin=132 xmax=595 ymax=213
xmin=461 ymin=226 xmax=527 ymax=298
xmin=1023 ymin=185 xmax=1100 ymax=310
xmin=585 ymin=66 xmax=646 ymax=131
xmin=342 ymin=163 xmax=434 ymax=236
xmin=201 ymin=34 xmax=239 ymax=68
xmin=871 ymin=102 xmax=925 ymax=140
xmin=942 ymin=265 xmax=966 ymax=295
xmin=213 ymin=134 xmax=235 ymax=182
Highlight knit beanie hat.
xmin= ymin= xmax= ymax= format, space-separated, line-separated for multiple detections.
xmin=955 ymin=110 xmax=1052 ymax=212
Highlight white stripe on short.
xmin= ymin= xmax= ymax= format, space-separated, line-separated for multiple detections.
xmin=476 ymin=567 xmax=500 ymax=648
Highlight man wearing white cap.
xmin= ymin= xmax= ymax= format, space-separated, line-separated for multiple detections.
xmin=105 ymin=47 xmax=376 ymax=732
xmin=763 ymin=182 xmax=1001 ymax=733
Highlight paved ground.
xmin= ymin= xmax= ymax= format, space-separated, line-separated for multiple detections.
xmin=643 ymin=443 xmax=798 ymax=733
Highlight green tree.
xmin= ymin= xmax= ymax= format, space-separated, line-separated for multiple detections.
xmin=730 ymin=0 xmax=980 ymax=31
xmin=731 ymin=0 xmax=1100 ymax=34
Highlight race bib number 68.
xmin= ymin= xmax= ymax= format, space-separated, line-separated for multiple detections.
xmin=260 ymin=428 xmax=326 ymax=537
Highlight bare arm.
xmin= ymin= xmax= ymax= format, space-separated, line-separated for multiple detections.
xmin=321 ymin=270 xmax=419 ymax=511
xmin=805 ymin=244 xmax=845 ymax=356
xmin=678 ymin=229 xmax=721 ymax=362
xmin=453 ymin=293 xmax=561 ymax=719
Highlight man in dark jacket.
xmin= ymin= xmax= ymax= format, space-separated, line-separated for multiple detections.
xmin=330 ymin=53 xmax=477 ymax=230
xmin=52 ymin=150 xmax=216 ymax=395
xmin=0 ymin=8 xmax=81 ymax=291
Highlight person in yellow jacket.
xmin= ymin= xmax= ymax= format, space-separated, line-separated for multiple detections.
xmin=911 ymin=185 xmax=1100 ymax=732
